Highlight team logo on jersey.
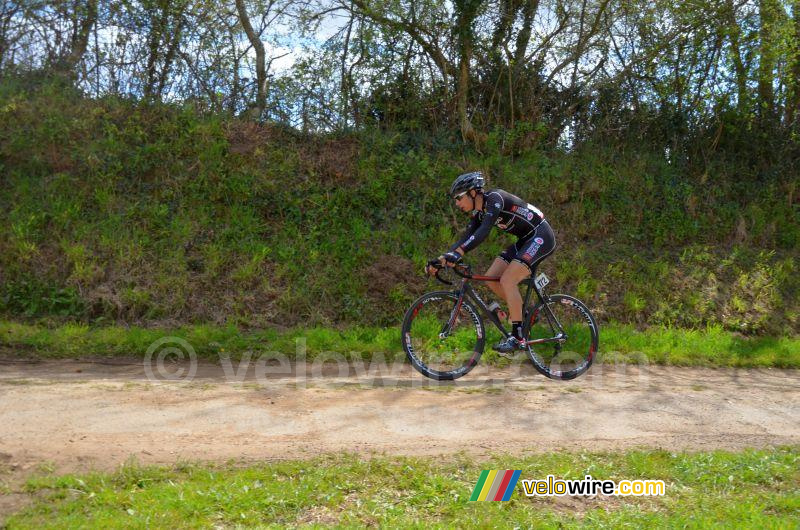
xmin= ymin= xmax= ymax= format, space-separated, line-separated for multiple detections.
xmin=511 ymin=204 xmax=535 ymax=221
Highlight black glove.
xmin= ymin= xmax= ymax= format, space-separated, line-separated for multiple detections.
xmin=443 ymin=251 xmax=462 ymax=264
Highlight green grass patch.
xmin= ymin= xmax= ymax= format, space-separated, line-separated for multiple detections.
xmin=5 ymin=447 xmax=799 ymax=528
xmin=1 ymin=320 xmax=798 ymax=368
xmin=599 ymin=324 xmax=800 ymax=368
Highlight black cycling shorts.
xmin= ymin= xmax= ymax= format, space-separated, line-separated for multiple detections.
xmin=498 ymin=220 xmax=556 ymax=273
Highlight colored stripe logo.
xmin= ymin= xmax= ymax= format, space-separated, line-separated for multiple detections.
xmin=469 ymin=470 xmax=521 ymax=501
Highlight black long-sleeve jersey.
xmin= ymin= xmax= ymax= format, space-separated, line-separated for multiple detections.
xmin=449 ymin=189 xmax=545 ymax=253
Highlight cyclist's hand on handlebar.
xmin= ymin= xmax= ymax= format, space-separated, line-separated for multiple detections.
xmin=425 ymin=251 xmax=463 ymax=276
xmin=442 ymin=251 xmax=462 ymax=267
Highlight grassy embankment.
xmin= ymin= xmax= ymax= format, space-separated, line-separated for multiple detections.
xmin=2 ymin=79 xmax=797 ymax=331
xmin=4 ymin=448 xmax=798 ymax=528
xmin=1 ymin=78 xmax=797 ymax=369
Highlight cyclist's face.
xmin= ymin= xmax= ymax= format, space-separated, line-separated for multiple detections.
xmin=454 ymin=192 xmax=472 ymax=212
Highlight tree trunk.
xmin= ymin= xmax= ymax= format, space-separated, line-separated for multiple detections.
xmin=144 ymin=1 xmax=168 ymax=97
xmin=490 ymin=0 xmax=515 ymax=52
xmin=457 ymin=45 xmax=475 ymax=142
xmin=757 ymin=0 xmax=780 ymax=120
xmin=55 ymin=0 xmax=97 ymax=78
xmin=235 ymin=0 xmax=267 ymax=120
xmin=513 ymin=0 xmax=538 ymax=68
xmin=155 ymin=15 xmax=184 ymax=97
xmin=724 ymin=0 xmax=749 ymax=111
xmin=229 ymin=32 xmax=241 ymax=115
xmin=786 ymin=0 xmax=800 ymax=127
xmin=454 ymin=0 xmax=484 ymax=144
xmin=340 ymin=9 xmax=353 ymax=128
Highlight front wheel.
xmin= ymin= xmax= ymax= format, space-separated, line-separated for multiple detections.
xmin=401 ymin=291 xmax=486 ymax=380
xmin=526 ymin=294 xmax=598 ymax=380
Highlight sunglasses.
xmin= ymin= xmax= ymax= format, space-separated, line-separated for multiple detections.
xmin=453 ymin=191 xmax=468 ymax=201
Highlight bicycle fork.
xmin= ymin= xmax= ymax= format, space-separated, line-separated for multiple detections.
xmin=439 ymin=289 xmax=466 ymax=339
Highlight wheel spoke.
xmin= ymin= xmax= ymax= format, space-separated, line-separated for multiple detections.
xmin=402 ymin=294 xmax=484 ymax=379
xmin=527 ymin=295 xmax=598 ymax=380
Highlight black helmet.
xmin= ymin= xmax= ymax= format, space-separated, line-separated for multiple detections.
xmin=449 ymin=171 xmax=485 ymax=198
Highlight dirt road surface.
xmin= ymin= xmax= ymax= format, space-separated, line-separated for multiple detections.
xmin=1 ymin=358 xmax=798 ymax=517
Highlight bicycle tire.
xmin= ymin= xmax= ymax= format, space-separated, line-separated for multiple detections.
xmin=526 ymin=294 xmax=598 ymax=380
xmin=401 ymin=291 xmax=486 ymax=380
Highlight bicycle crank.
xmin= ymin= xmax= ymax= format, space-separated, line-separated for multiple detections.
xmin=497 ymin=349 xmax=526 ymax=360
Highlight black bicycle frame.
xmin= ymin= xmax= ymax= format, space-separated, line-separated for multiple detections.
xmin=443 ymin=266 xmax=567 ymax=346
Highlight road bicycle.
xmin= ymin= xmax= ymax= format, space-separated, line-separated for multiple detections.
xmin=401 ymin=261 xmax=598 ymax=381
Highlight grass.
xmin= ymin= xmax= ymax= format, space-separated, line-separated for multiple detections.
xmin=4 ymin=447 xmax=798 ymax=528
xmin=1 ymin=320 xmax=799 ymax=368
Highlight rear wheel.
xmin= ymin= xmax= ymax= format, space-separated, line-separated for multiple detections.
xmin=401 ymin=291 xmax=485 ymax=380
xmin=526 ymin=294 xmax=598 ymax=380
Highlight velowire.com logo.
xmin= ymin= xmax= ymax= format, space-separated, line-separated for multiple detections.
xmin=469 ymin=470 xmax=522 ymax=501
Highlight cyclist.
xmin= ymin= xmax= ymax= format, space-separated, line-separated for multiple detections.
xmin=425 ymin=171 xmax=556 ymax=353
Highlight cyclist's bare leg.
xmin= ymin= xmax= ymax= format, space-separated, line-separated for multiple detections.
xmin=484 ymin=258 xmax=508 ymax=301
xmin=499 ymin=261 xmax=531 ymax=322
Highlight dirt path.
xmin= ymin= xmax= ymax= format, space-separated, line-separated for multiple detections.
xmin=2 ymin=359 xmax=798 ymax=471
xmin=1 ymin=358 xmax=798 ymax=518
